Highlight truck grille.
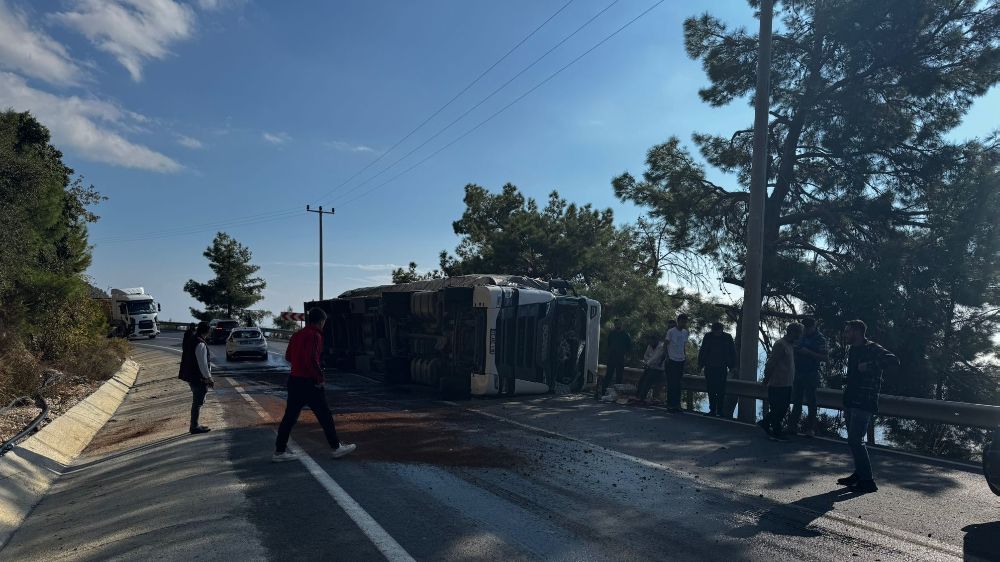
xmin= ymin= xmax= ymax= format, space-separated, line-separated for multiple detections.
xmin=138 ymin=320 xmax=154 ymax=330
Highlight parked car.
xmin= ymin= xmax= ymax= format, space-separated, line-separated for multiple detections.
xmin=225 ymin=327 xmax=268 ymax=361
xmin=985 ymin=426 xmax=1000 ymax=496
xmin=208 ymin=319 xmax=240 ymax=344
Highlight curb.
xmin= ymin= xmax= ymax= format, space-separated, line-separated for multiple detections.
xmin=0 ymin=358 xmax=140 ymax=550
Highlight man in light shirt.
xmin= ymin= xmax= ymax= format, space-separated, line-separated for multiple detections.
xmin=663 ymin=314 xmax=690 ymax=413
xmin=177 ymin=321 xmax=213 ymax=434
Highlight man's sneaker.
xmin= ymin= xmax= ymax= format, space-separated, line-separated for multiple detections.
xmin=851 ymin=479 xmax=878 ymax=494
xmin=272 ymin=451 xmax=298 ymax=463
xmin=190 ymin=426 xmax=211 ymax=435
xmin=837 ymin=473 xmax=859 ymax=486
xmin=331 ymin=443 xmax=357 ymax=459
xmin=757 ymin=419 xmax=772 ymax=436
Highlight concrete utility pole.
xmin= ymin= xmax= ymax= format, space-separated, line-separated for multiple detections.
xmin=306 ymin=205 xmax=335 ymax=300
xmin=737 ymin=0 xmax=774 ymax=423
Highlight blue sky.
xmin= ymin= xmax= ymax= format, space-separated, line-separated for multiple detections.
xmin=1 ymin=1 xmax=997 ymax=323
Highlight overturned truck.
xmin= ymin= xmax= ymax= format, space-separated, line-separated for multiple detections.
xmin=306 ymin=275 xmax=601 ymax=398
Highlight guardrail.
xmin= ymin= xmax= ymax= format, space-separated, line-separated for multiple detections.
xmin=611 ymin=366 xmax=1000 ymax=429
xmin=156 ymin=322 xmax=296 ymax=340
xmin=0 ymin=394 xmax=49 ymax=456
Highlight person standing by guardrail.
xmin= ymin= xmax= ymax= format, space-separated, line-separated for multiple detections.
xmin=837 ymin=320 xmax=899 ymax=494
xmin=600 ymin=319 xmax=632 ymax=399
xmin=789 ymin=318 xmax=828 ymax=437
xmin=634 ymin=333 xmax=666 ymax=403
xmin=759 ymin=323 xmax=803 ymax=441
xmin=698 ymin=322 xmax=736 ymax=417
xmin=272 ymin=307 xmax=356 ymax=463
xmin=178 ymin=322 xmax=213 ymax=434
xmin=664 ymin=314 xmax=691 ymax=413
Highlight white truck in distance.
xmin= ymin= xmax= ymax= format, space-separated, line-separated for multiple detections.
xmin=98 ymin=288 xmax=161 ymax=339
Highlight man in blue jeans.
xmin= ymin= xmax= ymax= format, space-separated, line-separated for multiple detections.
xmin=838 ymin=320 xmax=899 ymax=494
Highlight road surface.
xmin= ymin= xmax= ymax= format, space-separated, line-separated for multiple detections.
xmin=1 ymin=341 xmax=997 ymax=561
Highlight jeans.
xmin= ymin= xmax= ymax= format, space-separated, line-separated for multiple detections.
xmin=603 ymin=357 xmax=626 ymax=394
xmin=665 ymin=360 xmax=684 ymax=410
xmin=636 ymin=368 xmax=664 ymax=401
xmin=765 ymin=386 xmax=792 ymax=436
xmin=189 ymin=382 xmax=207 ymax=431
xmin=275 ymin=376 xmax=341 ymax=453
xmin=789 ymin=374 xmax=818 ymax=430
xmin=847 ymin=408 xmax=874 ymax=481
xmin=704 ymin=366 xmax=728 ymax=415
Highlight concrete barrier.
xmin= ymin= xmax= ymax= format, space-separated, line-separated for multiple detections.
xmin=0 ymin=359 xmax=139 ymax=549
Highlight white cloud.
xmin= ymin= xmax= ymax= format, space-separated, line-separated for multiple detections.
xmin=195 ymin=0 xmax=247 ymax=11
xmin=0 ymin=72 xmax=181 ymax=172
xmin=177 ymin=134 xmax=203 ymax=149
xmin=0 ymin=0 xmax=83 ymax=85
xmin=262 ymin=131 xmax=290 ymax=145
xmin=52 ymin=0 xmax=195 ymax=82
xmin=326 ymin=140 xmax=377 ymax=154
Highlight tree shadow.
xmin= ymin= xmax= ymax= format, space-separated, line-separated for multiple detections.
xmin=963 ymin=521 xmax=1000 ymax=561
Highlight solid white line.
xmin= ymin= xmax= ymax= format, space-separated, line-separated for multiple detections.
xmin=454 ymin=403 xmax=963 ymax=560
xmin=232 ymin=385 xmax=416 ymax=562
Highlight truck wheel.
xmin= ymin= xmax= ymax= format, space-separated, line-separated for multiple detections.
xmin=148 ymin=334 xmax=156 ymax=339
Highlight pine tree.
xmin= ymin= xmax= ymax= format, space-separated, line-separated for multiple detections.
xmin=184 ymin=232 xmax=268 ymax=322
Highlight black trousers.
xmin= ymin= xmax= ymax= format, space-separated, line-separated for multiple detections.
xmin=789 ymin=374 xmax=818 ymax=430
xmin=704 ymin=366 xmax=728 ymax=415
xmin=765 ymin=386 xmax=792 ymax=436
xmin=602 ymin=356 xmax=626 ymax=394
xmin=275 ymin=377 xmax=341 ymax=453
xmin=665 ymin=360 xmax=685 ymax=410
xmin=189 ymin=382 xmax=207 ymax=431
xmin=636 ymin=368 xmax=664 ymax=401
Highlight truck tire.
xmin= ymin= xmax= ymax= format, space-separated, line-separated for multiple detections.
xmin=148 ymin=334 xmax=156 ymax=339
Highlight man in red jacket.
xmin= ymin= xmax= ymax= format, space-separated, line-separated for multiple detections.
xmin=273 ymin=308 xmax=356 ymax=462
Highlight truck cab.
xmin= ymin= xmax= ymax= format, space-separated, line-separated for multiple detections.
xmin=101 ymin=288 xmax=161 ymax=339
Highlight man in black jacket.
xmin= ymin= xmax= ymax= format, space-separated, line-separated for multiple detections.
xmin=698 ymin=323 xmax=736 ymax=417
xmin=837 ymin=320 xmax=899 ymax=494
xmin=601 ymin=319 xmax=632 ymax=398
xmin=178 ymin=322 xmax=214 ymax=434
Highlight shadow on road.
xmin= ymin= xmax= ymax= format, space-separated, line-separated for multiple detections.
xmin=963 ymin=521 xmax=1000 ymax=561
xmin=728 ymin=488 xmax=863 ymax=539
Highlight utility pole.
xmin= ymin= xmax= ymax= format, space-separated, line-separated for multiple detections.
xmin=737 ymin=0 xmax=774 ymax=423
xmin=306 ymin=205 xmax=335 ymax=300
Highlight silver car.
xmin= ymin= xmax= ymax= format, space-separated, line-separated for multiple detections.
xmin=225 ymin=327 xmax=268 ymax=361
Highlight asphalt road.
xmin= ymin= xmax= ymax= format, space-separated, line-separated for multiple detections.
xmin=2 ymin=341 xmax=998 ymax=562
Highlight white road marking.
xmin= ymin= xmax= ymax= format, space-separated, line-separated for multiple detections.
xmin=454 ymin=403 xmax=963 ymax=561
xmin=232 ymin=384 xmax=416 ymax=562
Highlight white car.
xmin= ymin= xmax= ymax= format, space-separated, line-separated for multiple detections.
xmin=225 ymin=327 xmax=268 ymax=361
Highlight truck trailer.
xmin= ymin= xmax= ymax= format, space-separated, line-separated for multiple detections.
xmin=306 ymin=275 xmax=601 ymax=398
xmin=96 ymin=287 xmax=161 ymax=339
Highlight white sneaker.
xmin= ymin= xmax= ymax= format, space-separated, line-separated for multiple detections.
xmin=331 ymin=443 xmax=357 ymax=459
xmin=272 ymin=451 xmax=298 ymax=463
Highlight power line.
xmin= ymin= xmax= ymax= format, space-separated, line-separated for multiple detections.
xmin=329 ymin=0 xmax=621 ymax=205
xmin=93 ymin=205 xmax=301 ymax=244
xmin=314 ymin=0 xmax=578 ymax=203
xmin=336 ymin=0 xmax=667 ymax=208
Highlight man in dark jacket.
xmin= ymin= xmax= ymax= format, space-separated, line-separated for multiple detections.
xmin=789 ymin=318 xmax=828 ymax=436
xmin=698 ymin=322 xmax=736 ymax=417
xmin=601 ymin=319 xmax=632 ymax=398
xmin=837 ymin=320 xmax=899 ymax=494
xmin=273 ymin=307 xmax=356 ymax=462
xmin=178 ymin=322 xmax=213 ymax=434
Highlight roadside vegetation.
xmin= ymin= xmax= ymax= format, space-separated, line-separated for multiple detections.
xmin=0 ymin=110 xmax=128 ymax=419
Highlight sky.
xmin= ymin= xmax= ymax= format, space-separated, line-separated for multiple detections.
xmin=1 ymin=0 xmax=998 ymax=324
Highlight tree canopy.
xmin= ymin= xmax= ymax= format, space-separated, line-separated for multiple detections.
xmin=184 ymin=232 xmax=268 ymax=324
xmin=613 ymin=0 xmax=1000 ymax=456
